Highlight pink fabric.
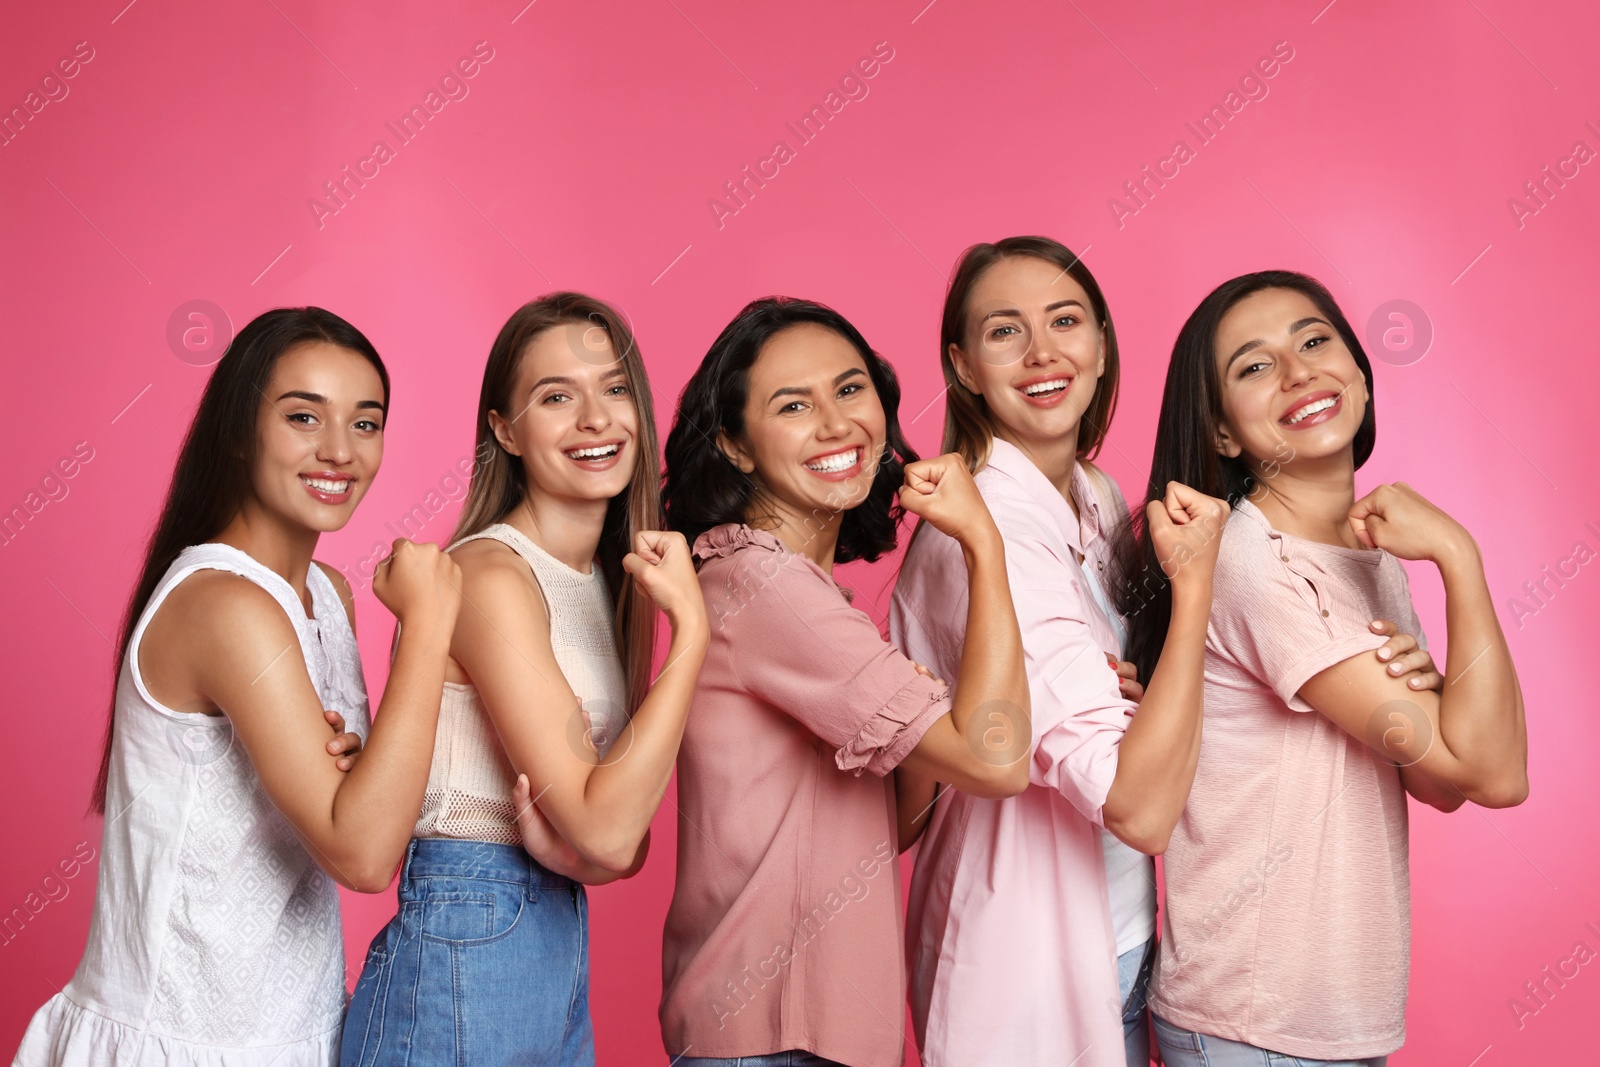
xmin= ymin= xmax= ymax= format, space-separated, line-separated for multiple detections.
xmin=660 ymin=523 xmax=949 ymax=1067
xmin=888 ymin=439 xmax=1134 ymax=1067
xmin=1149 ymin=498 xmax=1419 ymax=1061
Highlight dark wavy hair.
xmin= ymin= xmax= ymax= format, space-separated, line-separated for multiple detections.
xmin=1113 ymin=270 xmax=1376 ymax=683
xmin=662 ymin=296 xmax=918 ymax=564
xmin=92 ymin=307 xmax=389 ymax=814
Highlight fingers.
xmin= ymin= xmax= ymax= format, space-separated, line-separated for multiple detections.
xmin=1374 ymin=631 xmax=1418 ymax=664
xmin=1119 ymin=679 xmax=1145 ymax=702
xmin=323 ymin=708 xmax=346 ymax=734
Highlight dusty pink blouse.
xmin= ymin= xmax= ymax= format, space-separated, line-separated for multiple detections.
xmin=659 ymin=523 xmax=950 ymax=1067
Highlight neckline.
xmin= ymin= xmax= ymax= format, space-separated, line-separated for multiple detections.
xmin=488 ymin=523 xmax=600 ymax=579
xmin=196 ymin=541 xmax=323 ymax=619
xmin=1235 ymin=498 xmax=1384 ymax=564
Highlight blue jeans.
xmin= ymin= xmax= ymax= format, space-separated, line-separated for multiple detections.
xmin=340 ymin=838 xmax=594 ymax=1067
xmin=1152 ymin=1014 xmax=1389 ymax=1067
xmin=1117 ymin=936 xmax=1156 ymax=1066
xmin=675 ymin=1055 xmax=842 ymax=1066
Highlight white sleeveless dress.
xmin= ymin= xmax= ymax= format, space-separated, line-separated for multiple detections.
xmin=14 ymin=543 xmax=371 ymax=1067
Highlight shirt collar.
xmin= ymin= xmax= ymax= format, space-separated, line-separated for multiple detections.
xmin=983 ymin=437 xmax=1101 ymax=558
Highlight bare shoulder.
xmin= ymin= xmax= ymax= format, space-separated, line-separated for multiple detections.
xmin=313 ymin=561 xmax=357 ymax=632
xmin=450 ymin=536 xmax=550 ymax=625
xmin=141 ymin=570 xmax=301 ymax=709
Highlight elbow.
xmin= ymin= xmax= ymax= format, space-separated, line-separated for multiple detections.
xmin=1103 ymin=813 xmax=1171 ymax=857
xmin=1470 ymin=773 xmax=1530 ymax=810
xmin=967 ymin=758 xmax=1030 ymax=800
xmin=341 ymin=857 xmax=400 ymax=894
xmin=1101 ymin=798 xmax=1179 ymax=856
xmin=577 ymin=832 xmax=644 ymax=876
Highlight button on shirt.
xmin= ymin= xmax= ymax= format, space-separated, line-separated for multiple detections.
xmin=889 ymin=439 xmax=1145 ymax=1067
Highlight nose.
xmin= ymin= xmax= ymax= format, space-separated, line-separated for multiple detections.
xmin=1279 ymin=347 xmax=1316 ymax=389
xmin=316 ymin=421 xmax=356 ymax=466
xmin=1022 ymin=314 xmax=1065 ymax=367
xmin=575 ymin=389 xmax=612 ymax=434
xmin=815 ymin=394 xmax=851 ymax=441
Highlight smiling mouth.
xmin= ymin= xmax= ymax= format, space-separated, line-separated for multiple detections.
xmin=804 ymin=447 xmax=860 ymax=473
xmin=1019 ymin=378 xmax=1071 ymax=398
xmin=1281 ymin=394 xmax=1340 ymax=425
xmin=300 ymin=474 xmax=352 ymax=495
xmin=564 ymin=443 xmax=622 ymax=461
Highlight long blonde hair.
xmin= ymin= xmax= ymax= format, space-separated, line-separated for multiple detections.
xmin=451 ymin=293 xmax=661 ymax=714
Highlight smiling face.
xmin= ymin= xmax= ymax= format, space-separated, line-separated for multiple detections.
xmin=488 ymin=320 xmax=640 ymax=507
xmin=949 ymin=255 xmax=1106 ymax=458
xmin=719 ymin=322 xmax=887 ymax=535
xmin=1212 ymin=287 xmax=1370 ymax=470
xmin=249 ymin=341 xmax=385 ymax=533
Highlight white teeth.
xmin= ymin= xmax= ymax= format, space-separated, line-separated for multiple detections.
xmin=566 ymin=445 xmax=620 ymax=459
xmin=302 ymin=476 xmax=350 ymax=493
xmin=1023 ymin=379 xmax=1069 ymax=396
xmin=805 ymin=448 xmax=859 ymax=473
xmin=1284 ymin=396 xmax=1337 ymax=424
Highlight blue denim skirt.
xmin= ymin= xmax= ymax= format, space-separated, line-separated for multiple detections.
xmin=340 ymin=838 xmax=595 ymax=1067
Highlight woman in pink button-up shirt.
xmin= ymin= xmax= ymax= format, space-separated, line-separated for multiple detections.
xmin=890 ymin=236 xmax=1236 ymax=1067
xmin=657 ymin=296 xmax=1036 ymax=1067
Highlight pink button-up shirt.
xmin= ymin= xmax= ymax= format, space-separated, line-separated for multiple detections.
xmin=889 ymin=439 xmax=1135 ymax=1067
xmin=660 ymin=524 xmax=951 ymax=1067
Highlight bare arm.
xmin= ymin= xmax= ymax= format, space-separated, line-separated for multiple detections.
xmin=451 ymin=530 xmax=707 ymax=874
xmin=1300 ymin=483 xmax=1527 ymax=810
xmin=893 ymin=455 xmax=1032 ymax=798
xmin=166 ymin=541 xmax=460 ymax=892
xmin=1099 ymin=483 xmax=1230 ymax=855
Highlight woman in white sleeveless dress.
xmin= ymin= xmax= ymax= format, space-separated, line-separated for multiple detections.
xmin=340 ymin=293 xmax=706 ymax=1067
xmin=13 ymin=307 xmax=461 ymax=1067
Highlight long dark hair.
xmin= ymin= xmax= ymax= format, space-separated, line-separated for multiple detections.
xmin=1113 ymin=270 xmax=1377 ymax=683
xmin=940 ymin=235 xmax=1121 ymax=471
xmin=92 ymin=307 xmax=389 ymax=813
xmin=448 ymin=292 xmax=660 ymax=715
xmin=662 ymin=296 xmax=918 ymax=564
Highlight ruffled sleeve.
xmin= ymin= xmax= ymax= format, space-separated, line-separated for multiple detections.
xmin=697 ymin=524 xmax=949 ymax=777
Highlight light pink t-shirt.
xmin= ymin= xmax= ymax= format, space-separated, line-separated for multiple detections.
xmin=1149 ymin=498 xmax=1421 ymax=1060
xmin=659 ymin=524 xmax=950 ymax=1067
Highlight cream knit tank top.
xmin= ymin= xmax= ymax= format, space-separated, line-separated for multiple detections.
xmin=414 ymin=522 xmax=629 ymax=845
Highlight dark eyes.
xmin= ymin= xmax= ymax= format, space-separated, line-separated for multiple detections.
xmin=1237 ymin=335 xmax=1332 ymax=378
xmin=287 ymin=411 xmax=381 ymax=431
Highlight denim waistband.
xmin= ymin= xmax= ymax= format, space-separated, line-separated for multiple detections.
xmin=401 ymin=837 xmax=576 ymax=892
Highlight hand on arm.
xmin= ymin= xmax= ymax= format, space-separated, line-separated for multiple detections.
xmin=1300 ymin=483 xmax=1528 ymax=811
xmin=1100 ymin=482 xmax=1230 ymax=855
xmin=195 ymin=539 xmax=461 ymax=892
xmin=453 ymin=529 xmax=707 ymax=875
xmin=894 ymin=454 xmax=1032 ymax=799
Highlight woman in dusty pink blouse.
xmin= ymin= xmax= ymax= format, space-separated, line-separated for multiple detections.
xmin=1115 ymin=270 xmax=1529 ymax=1066
xmin=657 ymin=296 xmax=1033 ymax=1067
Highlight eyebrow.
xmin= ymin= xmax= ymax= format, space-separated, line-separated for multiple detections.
xmin=530 ymin=368 xmax=628 ymax=392
xmin=767 ymin=366 xmax=866 ymax=404
xmin=275 ymin=390 xmax=385 ymax=411
xmin=979 ymin=298 xmax=1086 ymax=324
xmin=1224 ymin=316 xmax=1331 ymax=369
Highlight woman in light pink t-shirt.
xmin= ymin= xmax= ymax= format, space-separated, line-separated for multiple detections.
xmin=1115 ymin=270 xmax=1529 ymax=1066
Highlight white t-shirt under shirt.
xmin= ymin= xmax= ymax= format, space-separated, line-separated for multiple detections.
xmin=1149 ymin=498 xmax=1421 ymax=1060
xmin=1078 ymin=531 xmax=1157 ymax=957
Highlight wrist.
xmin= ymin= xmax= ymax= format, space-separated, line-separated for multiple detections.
xmin=1431 ymin=532 xmax=1483 ymax=577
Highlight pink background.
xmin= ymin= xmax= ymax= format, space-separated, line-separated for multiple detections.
xmin=3 ymin=0 xmax=1597 ymax=1063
